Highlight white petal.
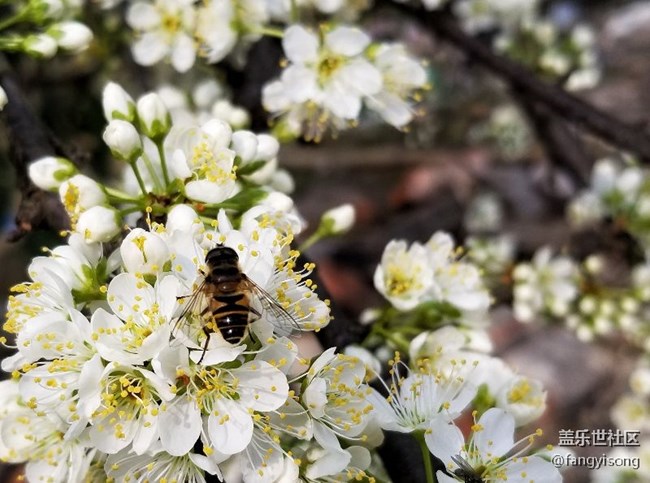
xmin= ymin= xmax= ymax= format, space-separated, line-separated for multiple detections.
xmin=424 ymin=417 xmax=465 ymax=467
xmin=324 ymin=83 xmax=362 ymax=119
xmin=77 ymin=353 xmax=105 ymax=418
xmin=126 ymin=2 xmax=161 ymax=30
xmin=303 ymin=377 xmax=328 ymax=418
xmin=131 ymin=410 xmax=158 ymax=454
xmin=208 ymin=398 xmax=253 ymax=454
xmin=198 ymin=344 xmax=246 ymax=366
xmin=171 ymin=33 xmax=196 ymax=73
xmin=281 ymin=65 xmax=319 ymax=103
xmin=236 ymin=361 xmax=289 ymax=411
xmin=132 ymin=33 xmax=169 ymax=66
xmin=185 ymin=180 xmax=234 ymax=204
xmin=262 ymin=80 xmax=291 ymax=112
xmin=325 ymin=27 xmax=370 ymax=56
xmin=367 ymin=389 xmax=403 ymax=432
xmin=283 ymin=25 xmax=319 ymax=63
xmin=366 ymin=92 xmax=413 ymax=127
xmin=337 ymin=59 xmax=382 ymax=96
xmin=159 ymin=397 xmax=202 ymax=456
xmin=89 ymin=415 xmax=137 ymax=454
xmin=504 ymin=456 xmax=562 ymax=483
xmin=475 ymin=408 xmax=514 ymax=459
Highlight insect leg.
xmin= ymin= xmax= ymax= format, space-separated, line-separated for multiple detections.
xmin=198 ymin=326 xmax=211 ymax=364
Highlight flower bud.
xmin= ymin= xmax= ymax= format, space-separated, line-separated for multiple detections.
xmin=22 ymin=34 xmax=57 ymax=59
xmin=255 ymin=134 xmax=279 ymax=161
xmin=28 ymin=156 xmax=77 ymax=190
xmin=120 ymin=228 xmax=170 ymax=275
xmin=76 ymin=206 xmax=121 ymax=243
xmin=270 ymin=169 xmax=295 ymax=194
xmin=103 ymin=120 xmax=143 ymax=163
xmin=136 ymin=93 xmax=171 ymax=140
xmin=0 ymin=86 xmax=7 ymax=111
xmin=231 ymin=131 xmax=258 ymax=163
xmin=59 ymin=174 xmax=106 ymax=211
xmin=48 ymin=21 xmax=93 ymax=53
xmin=321 ymin=204 xmax=355 ymax=235
xmin=166 ymin=204 xmax=201 ymax=234
xmin=28 ymin=0 xmax=64 ymax=22
xmin=103 ymin=82 xmax=135 ymax=122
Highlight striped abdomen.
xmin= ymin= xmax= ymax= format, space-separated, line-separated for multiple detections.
xmin=207 ymin=289 xmax=252 ymax=344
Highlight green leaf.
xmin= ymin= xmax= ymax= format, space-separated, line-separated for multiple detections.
xmin=237 ymin=160 xmax=267 ymax=176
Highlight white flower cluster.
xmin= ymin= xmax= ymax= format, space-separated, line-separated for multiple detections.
xmin=28 ymin=82 xmax=295 ymax=243
xmin=470 ymin=104 xmax=532 ymax=161
xmin=512 ymin=247 xmax=580 ymax=323
xmin=263 ymin=25 xmax=428 ymax=141
xmin=496 ymin=21 xmax=600 ymax=91
xmin=414 ymin=0 xmax=600 ymax=92
xmin=121 ymin=0 xmax=264 ymax=72
xmin=367 ymin=347 xmax=558 ymax=483
xmin=599 ymin=359 xmax=650 ymax=481
xmin=374 ymin=231 xmax=491 ymax=319
xmin=454 ymin=0 xmax=539 ymax=33
xmin=267 ymin=0 xmax=371 ymax=20
xmin=0 ymin=203 xmax=410 ymax=481
xmin=465 ymin=235 xmax=515 ymax=279
xmin=4 ymin=0 xmax=93 ymax=59
xmin=409 ymin=326 xmax=548 ymax=427
xmin=569 ymin=158 xmax=650 ymax=251
xmin=157 ymin=78 xmax=250 ymax=130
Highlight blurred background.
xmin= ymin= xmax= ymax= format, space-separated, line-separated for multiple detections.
xmin=0 ymin=0 xmax=649 ymax=481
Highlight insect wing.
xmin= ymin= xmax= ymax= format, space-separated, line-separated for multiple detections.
xmin=171 ymin=280 xmax=209 ymax=346
xmin=243 ymin=275 xmax=302 ymax=338
xmin=451 ymin=455 xmax=483 ymax=483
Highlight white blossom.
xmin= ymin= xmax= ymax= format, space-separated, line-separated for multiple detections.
xmin=137 ymin=92 xmax=171 ymax=139
xmin=76 ymin=205 xmax=121 ymax=243
xmin=59 ymin=174 xmax=107 ymax=212
xmin=127 ymin=0 xmax=197 ymax=72
xmin=368 ymin=355 xmax=476 ymax=433
xmin=48 ymin=21 xmax=93 ymax=52
xmin=103 ymin=81 xmax=136 ymax=122
xmin=427 ymin=408 xmax=561 ymax=483
xmin=28 ymin=156 xmax=77 ymax=190
xmin=366 ymin=43 xmax=428 ymax=128
xmin=103 ymin=119 xmax=143 ymax=162
xmin=120 ymin=228 xmax=171 ymax=275
xmin=513 ymin=247 xmax=579 ymax=322
xmin=262 ymin=24 xmax=383 ymax=141
xmin=22 ymin=33 xmax=58 ymax=58
xmin=321 ymin=203 xmax=355 ymax=235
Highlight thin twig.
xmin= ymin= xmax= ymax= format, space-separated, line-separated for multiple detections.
xmin=386 ymin=3 xmax=650 ymax=161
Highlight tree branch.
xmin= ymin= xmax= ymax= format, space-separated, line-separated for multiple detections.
xmin=0 ymin=58 xmax=70 ymax=240
xmin=388 ymin=3 xmax=650 ymax=162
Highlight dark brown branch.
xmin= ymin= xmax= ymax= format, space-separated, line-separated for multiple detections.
xmin=514 ymin=90 xmax=592 ymax=186
xmin=0 ymin=59 xmax=70 ymax=240
xmin=388 ymin=3 xmax=650 ymax=161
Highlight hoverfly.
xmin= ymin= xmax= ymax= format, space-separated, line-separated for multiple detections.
xmin=172 ymin=244 xmax=301 ymax=362
xmin=451 ymin=455 xmax=484 ymax=483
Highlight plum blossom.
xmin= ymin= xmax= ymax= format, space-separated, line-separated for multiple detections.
xmin=368 ymin=354 xmax=476 ymax=433
xmin=426 ymin=408 xmax=561 ymax=483
xmin=262 ymin=24 xmax=382 ymax=141
xmin=513 ymin=247 xmax=580 ymax=322
xmin=374 ymin=232 xmax=491 ymax=318
xmin=366 ymin=43 xmax=428 ymax=128
xmin=126 ymin=0 xmax=198 ymax=72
